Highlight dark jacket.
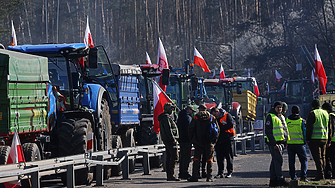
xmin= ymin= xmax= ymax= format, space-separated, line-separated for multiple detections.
xmin=286 ymin=114 xmax=307 ymax=144
xmin=216 ymin=110 xmax=234 ymax=144
xmin=158 ymin=112 xmax=179 ymax=143
xmin=265 ymin=108 xmax=289 ymax=146
xmin=188 ymin=111 xmax=218 ymax=147
xmin=306 ymin=109 xmax=332 ymax=143
xmin=177 ymin=109 xmax=192 ymax=143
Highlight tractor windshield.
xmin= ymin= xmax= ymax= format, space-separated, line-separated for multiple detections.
xmin=204 ymin=85 xmax=227 ymax=105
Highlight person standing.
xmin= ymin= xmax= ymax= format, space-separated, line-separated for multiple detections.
xmin=286 ymin=105 xmax=308 ymax=182
xmin=265 ymin=101 xmax=289 ymax=187
xmin=211 ymin=107 xmax=235 ymax=178
xmin=306 ymin=99 xmax=331 ymax=181
xmin=188 ymin=104 xmax=218 ymax=182
xmin=158 ymin=103 xmax=180 ymax=181
xmin=177 ymin=105 xmax=195 ymax=179
xmin=321 ymin=102 xmax=335 ymax=179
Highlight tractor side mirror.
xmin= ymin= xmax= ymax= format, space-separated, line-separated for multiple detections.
xmin=88 ymin=47 xmax=98 ymax=68
xmin=237 ymin=83 xmax=242 ymax=94
xmin=162 ymin=69 xmax=170 ymax=85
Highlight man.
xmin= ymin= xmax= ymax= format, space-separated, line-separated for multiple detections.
xmin=211 ymin=107 xmax=235 ymax=179
xmin=306 ymin=99 xmax=331 ymax=181
xmin=177 ymin=105 xmax=195 ymax=179
xmin=282 ymin=102 xmax=288 ymax=117
xmin=286 ymin=105 xmax=308 ymax=182
xmin=188 ymin=104 xmax=218 ymax=182
xmin=322 ymin=102 xmax=335 ymax=179
xmin=265 ymin=101 xmax=289 ymax=187
xmin=158 ymin=103 xmax=180 ymax=181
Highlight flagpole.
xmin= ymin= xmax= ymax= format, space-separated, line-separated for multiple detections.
xmin=152 ymin=80 xmax=181 ymax=111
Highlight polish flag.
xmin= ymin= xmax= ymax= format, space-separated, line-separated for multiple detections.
xmin=315 ymin=45 xmax=327 ymax=95
xmin=153 ymin=81 xmax=174 ymax=134
xmin=275 ymin=70 xmax=282 ymax=82
xmin=84 ymin=16 xmax=94 ymax=48
xmin=194 ymin=47 xmax=211 ymax=73
xmin=10 ymin=20 xmax=17 ymax=46
xmin=219 ymin=64 xmax=225 ymax=80
xmin=212 ymin=69 xmax=216 ymax=79
xmin=4 ymin=130 xmax=25 ymax=188
xmin=146 ymin=52 xmax=152 ymax=64
xmin=156 ymin=38 xmax=169 ymax=91
xmin=279 ymin=81 xmax=286 ymax=91
xmin=254 ymin=80 xmax=260 ymax=97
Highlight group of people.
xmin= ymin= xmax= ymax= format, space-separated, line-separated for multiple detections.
xmin=158 ymin=103 xmax=235 ymax=182
xmin=265 ymin=99 xmax=335 ymax=187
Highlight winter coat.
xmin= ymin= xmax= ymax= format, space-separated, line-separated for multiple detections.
xmin=177 ymin=110 xmax=192 ymax=143
xmin=158 ymin=112 xmax=179 ymax=143
xmin=216 ymin=110 xmax=234 ymax=144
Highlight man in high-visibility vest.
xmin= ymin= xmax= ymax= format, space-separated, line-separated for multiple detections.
xmin=321 ymin=102 xmax=335 ymax=179
xmin=265 ymin=101 xmax=289 ymax=187
xmin=306 ymin=99 xmax=332 ymax=181
xmin=286 ymin=105 xmax=308 ymax=182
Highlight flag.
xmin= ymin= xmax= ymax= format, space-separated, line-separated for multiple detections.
xmin=212 ymin=69 xmax=216 ymax=79
xmin=315 ymin=45 xmax=327 ymax=95
xmin=10 ymin=20 xmax=17 ymax=46
xmin=219 ymin=64 xmax=225 ymax=79
xmin=254 ymin=80 xmax=260 ymax=97
xmin=153 ymin=81 xmax=174 ymax=134
xmin=279 ymin=81 xmax=286 ymax=91
xmin=4 ymin=130 xmax=25 ymax=188
xmin=156 ymin=38 xmax=169 ymax=91
xmin=266 ymin=81 xmax=270 ymax=98
xmin=275 ymin=70 xmax=282 ymax=82
xmin=248 ymin=69 xmax=251 ymax=77
xmin=84 ymin=16 xmax=94 ymax=48
xmin=146 ymin=52 xmax=152 ymax=64
xmin=194 ymin=47 xmax=211 ymax=73
xmin=311 ymin=69 xmax=316 ymax=85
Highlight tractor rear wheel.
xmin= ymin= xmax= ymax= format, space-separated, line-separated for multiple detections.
xmin=0 ymin=146 xmax=10 ymax=165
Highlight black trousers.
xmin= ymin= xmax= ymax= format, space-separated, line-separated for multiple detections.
xmin=215 ymin=140 xmax=234 ymax=175
xmin=163 ymin=141 xmax=179 ymax=179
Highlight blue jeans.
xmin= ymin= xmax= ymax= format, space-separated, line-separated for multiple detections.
xmin=287 ymin=144 xmax=308 ymax=180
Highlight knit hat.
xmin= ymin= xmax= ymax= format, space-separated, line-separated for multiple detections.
xmin=282 ymin=102 xmax=288 ymax=112
xmin=273 ymin=101 xmax=283 ymax=108
xmin=292 ymin=105 xmax=300 ymax=114
xmin=322 ymin=102 xmax=333 ymax=111
xmin=198 ymin=104 xmax=207 ymax=110
xmin=311 ymin=99 xmax=321 ymax=108
xmin=164 ymin=103 xmax=175 ymax=112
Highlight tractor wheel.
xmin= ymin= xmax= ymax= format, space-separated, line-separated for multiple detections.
xmin=22 ymin=143 xmax=41 ymax=162
xmin=58 ymin=118 xmax=93 ymax=185
xmin=121 ymin=128 xmax=136 ymax=173
xmin=0 ymin=146 xmax=10 ymax=165
xmin=111 ymin=135 xmax=122 ymax=176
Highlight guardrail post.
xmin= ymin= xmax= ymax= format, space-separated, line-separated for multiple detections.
xmin=121 ymin=150 xmax=130 ymax=180
xmin=259 ymin=133 xmax=265 ymax=150
xmin=31 ymin=171 xmax=40 ymax=188
xmin=251 ymin=134 xmax=255 ymax=152
xmin=96 ymin=155 xmax=104 ymax=186
xmin=67 ymin=164 xmax=75 ymax=188
xmin=241 ymin=139 xmax=246 ymax=155
xmin=140 ymin=150 xmax=151 ymax=175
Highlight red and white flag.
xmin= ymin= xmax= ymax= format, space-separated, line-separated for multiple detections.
xmin=4 ymin=129 xmax=25 ymax=188
xmin=156 ymin=38 xmax=169 ymax=91
xmin=279 ymin=81 xmax=286 ymax=91
xmin=84 ymin=16 xmax=94 ymax=48
xmin=315 ymin=45 xmax=327 ymax=95
xmin=311 ymin=69 xmax=316 ymax=85
xmin=10 ymin=20 xmax=17 ymax=46
xmin=153 ymin=81 xmax=174 ymax=134
xmin=254 ymin=80 xmax=260 ymax=97
xmin=194 ymin=47 xmax=211 ymax=73
xmin=275 ymin=70 xmax=282 ymax=82
xmin=146 ymin=52 xmax=152 ymax=64
xmin=219 ymin=64 xmax=225 ymax=80
xmin=212 ymin=69 xmax=216 ymax=79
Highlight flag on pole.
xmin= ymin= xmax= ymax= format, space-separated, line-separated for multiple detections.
xmin=4 ymin=129 xmax=25 ymax=188
xmin=212 ymin=69 xmax=216 ymax=79
xmin=266 ymin=81 xmax=270 ymax=98
xmin=254 ymin=80 xmax=260 ymax=97
xmin=219 ymin=64 xmax=225 ymax=80
xmin=194 ymin=47 xmax=211 ymax=73
xmin=279 ymin=81 xmax=286 ymax=91
xmin=156 ymin=38 xmax=169 ymax=91
xmin=153 ymin=80 xmax=174 ymax=134
xmin=248 ymin=69 xmax=251 ymax=77
xmin=275 ymin=70 xmax=282 ymax=82
xmin=315 ymin=45 xmax=327 ymax=95
xmin=84 ymin=16 xmax=94 ymax=48
xmin=10 ymin=20 xmax=17 ymax=46
xmin=146 ymin=52 xmax=152 ymax=64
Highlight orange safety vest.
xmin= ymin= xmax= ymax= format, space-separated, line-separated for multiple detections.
xmin=220 ymin=112 xmax=235 ymax=136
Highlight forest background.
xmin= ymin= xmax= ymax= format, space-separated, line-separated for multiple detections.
xmin=1 ymin=0 xmax=335 ymax=95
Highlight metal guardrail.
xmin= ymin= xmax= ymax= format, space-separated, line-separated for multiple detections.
xmin=0 ymin=132 xmax=265 ymax=188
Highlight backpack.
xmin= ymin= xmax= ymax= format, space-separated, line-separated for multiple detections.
xmin=208 ymin=115 xmax=219 ymax=143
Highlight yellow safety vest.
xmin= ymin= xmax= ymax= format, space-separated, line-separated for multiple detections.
xmin=311 ymin=109 xmax=329 ymax=140
xmin=286 ymin=118 xmax=304 ymax=144
xmin=266 ymin=113 xmax=286 ymax=142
